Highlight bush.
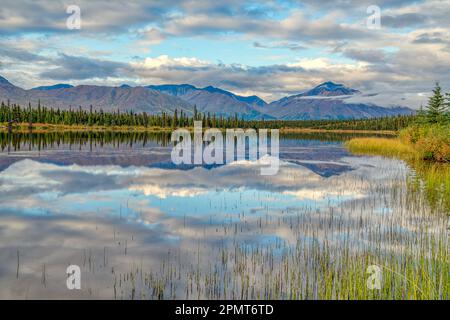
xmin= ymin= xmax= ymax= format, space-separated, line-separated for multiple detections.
xmin=399 ymin=124 xmax=450 ymax=162
xmin=399 ymin=126 xmax=421 ymax=144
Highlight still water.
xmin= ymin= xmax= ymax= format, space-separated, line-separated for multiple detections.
xmin=0 ymin=132 xmax=447 ymax=299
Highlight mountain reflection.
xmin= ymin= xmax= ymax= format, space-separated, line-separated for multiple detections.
xmin=0 ymin=131 xmax=362 ymax=176
xmin=0 ymin=132 xmax=444 ymax=299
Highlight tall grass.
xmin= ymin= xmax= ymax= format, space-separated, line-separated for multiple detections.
xmin=108 ymin=174 xmax=448 ymax=300
xmin=4 ymin=132 xmax=448 ymax=300
xmin=346 ymin=124 xmax=449 ymax=163
xmin=345 ymin=137 xmax=417 ymax=159
xmin=345 ymin=125 xmax=450 ymax=211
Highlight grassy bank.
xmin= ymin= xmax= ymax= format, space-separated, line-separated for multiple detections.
xmin=0 ymin=122 xmax=397 ymax=134
xmin=346 ymin=124 xmax=449 ymax=162
xmin=346 ymin=124 xmax=450 ymax=211
xmin=345 ymin=137 xmax=417 ymax=159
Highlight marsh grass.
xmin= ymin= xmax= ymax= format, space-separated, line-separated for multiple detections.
xmin=4 ymin=133 xmax=448 ymax=300
xmin=346 ymin=137 xmax=450 ymax=211
xmin=346 ymin=124 xmax=450 ymax=163
xmin=345 ymin=138 xmax=418 ymax=159
xmin=107 ymin=176 xmax=448 ymax=300
xmin=103 ymin=135 xmax=447 ymax=300
xmin=407 ymin=161 xmax=450 ymax=212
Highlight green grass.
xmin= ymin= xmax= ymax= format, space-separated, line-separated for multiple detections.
xmin=345 ymin=127 xmax=450 ymax=212
xmin=345 ymin=137 xmax=418 ymax=159
xmin=110 ymin=175 xmax=448 ymax=300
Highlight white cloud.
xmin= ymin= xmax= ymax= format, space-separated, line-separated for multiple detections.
xmin=1 ymin=0 xmax=449 ymax=107
xmin=132 ymin=55 xmax=211 ymax=69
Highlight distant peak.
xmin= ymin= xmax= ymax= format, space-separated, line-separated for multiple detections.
xmin=32 ymin=83 xmax=73 ymax=91
xmin=202 ymin=85 xmax=224 ymax=93
xmin=149 ymin=83 xmax=197 ymax=89
xmin=317 ymin=81 xmax=341 ymax=87
xmin=0 ymin=75 xmax=13 ymax=86
xmin=300 ymin=81 xmax=360 ymax=97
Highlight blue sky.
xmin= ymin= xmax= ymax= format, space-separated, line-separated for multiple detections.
xmin=1 ymin=0 xmax=449 ymax=106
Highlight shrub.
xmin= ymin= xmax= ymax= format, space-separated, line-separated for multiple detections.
xmin=414 ymin=125 xmax=450 ymax=162
xmin=345 ymin=137 xmax=417 ymax=159
xmin=399 ymin=125 xmax=421 ymax=144
xmin=400 ymin=124 xmax=449 ymax=162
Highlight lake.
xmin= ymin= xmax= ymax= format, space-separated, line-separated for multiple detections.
xmin=0 ymin=132 xmax=447 ymax=299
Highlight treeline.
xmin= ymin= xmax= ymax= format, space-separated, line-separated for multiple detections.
xmin=1 ymin=130 xmax=393 ymax=153
xmin=0 ymin=131 xmax=172 ymax=152
xmin=244 ymin=115 xmax=416 ymax=131
xmin=0 ymin=102 xmax=248 ymax=128
xmin=0 ymin=100 xmax=416 ymax=131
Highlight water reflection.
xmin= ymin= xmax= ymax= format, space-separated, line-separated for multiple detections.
xmin=0 ymin=132 xmax=446 ymax=299
xmin=0 ymin=131 xmax=360 ymax=176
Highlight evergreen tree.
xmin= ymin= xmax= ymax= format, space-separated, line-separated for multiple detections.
xmin=425 ymin=82 xmax=446 ymax=123
xmin=445 ymin=92 xmax=450 ymax=125
xmin=193 ymin=105 xmax=198 ymax=121
xmin=173 ymin=109 xmax=178 ymax=128
xmin=28 ymin=102 xmax=33 ymax=129
xmin=415 ymin=104 xmax=427 ymax=125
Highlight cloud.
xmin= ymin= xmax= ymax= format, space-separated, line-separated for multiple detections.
xmin=412 ymin=31 xmax=450 ymax=45
xmin=40 ymin=53 xmax=130 ymax=80
xmin=0 ymin=0 xmax=449 ymax=107
xmin=161 ymin=9 xmax=377 ymax=42
xmin=0 ymin=46 xmax=47 ymax=62
xmin=382 ymin=12 xmax=427 ymax=28
xmin=130 ymin=56 xmax=317 ymax=100
xmin=253 ymin=41 xmax=306 ymax=51
xmin=342 ymin=48 xmax=387 ymax=63
xmin=299 ymin=0 xmax=420 ymax=10
xmin=132 ymin=55 xmax=210 ymax=69
xmin=0 ymin=0 xmax=178 ymax=35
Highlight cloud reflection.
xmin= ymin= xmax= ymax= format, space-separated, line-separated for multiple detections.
xmin=0 ymin=155 xmax=444 ymax=299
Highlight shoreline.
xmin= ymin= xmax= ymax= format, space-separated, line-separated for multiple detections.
xmin=0 ymin=123 xmax=397 ymax=135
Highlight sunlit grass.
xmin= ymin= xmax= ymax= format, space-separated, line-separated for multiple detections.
xmin=407 ymin=160 xmax=450 ymax=212
xmin=109 ymin=177 xmax=448 ymax=300
xmin=345 ymin=137 xmax=418 ymax=159
xmin=346 ymin=137 xmax=450 ymax=211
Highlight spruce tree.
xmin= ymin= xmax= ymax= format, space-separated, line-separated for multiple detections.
xmin=425 ymin=82 xmax=446 ymax=123
xmin=173 ymin=109 xmax=178 ymax=128
xmin=445 ymin=92 xmax=450 ymax=125
xmin=415 ymin=104 xmax=427 ymax=125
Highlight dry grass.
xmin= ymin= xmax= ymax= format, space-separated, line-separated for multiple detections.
xmin=345 ymin=137 xmax=418 ymax=159
xmin=346 ymin=136 xmax=450 ymax=211
xmin=1 ymin=122 xmax=397 ymax=135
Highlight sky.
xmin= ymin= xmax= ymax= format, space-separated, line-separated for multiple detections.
xmin=1 ymin=0 xmax=450 ymax=107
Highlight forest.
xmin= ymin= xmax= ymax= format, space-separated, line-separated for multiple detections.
xmin=0 ymin=100 xmax=417 ymax=131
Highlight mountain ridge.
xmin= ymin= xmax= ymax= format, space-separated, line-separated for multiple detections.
xmin=32 ymin=84 xmax=74 ymax=91
xmin=0 ymin=75 xmax=414 ymax=120
xmin=147 ymin=83 xmax=267 ymax=117
xmin=297 ymin=81 xmax=360 ymax=97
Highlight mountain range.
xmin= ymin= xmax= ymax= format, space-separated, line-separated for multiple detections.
xmin=0 ymin=75 xmax=414 ymax=120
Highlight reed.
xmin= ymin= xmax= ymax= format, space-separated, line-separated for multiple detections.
xmin=346 ymin=133 xmax=450 ymax=211
xmin=108 ymin=177 xmax=448 ymax=300
xmin=345 ymin=137 xmax=418 ymax=159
